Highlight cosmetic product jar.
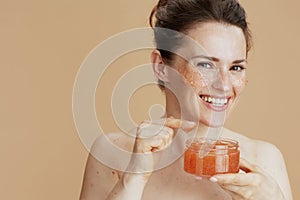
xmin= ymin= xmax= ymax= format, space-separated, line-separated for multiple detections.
xmin=184 ymin=138 xmax=240 ymax=177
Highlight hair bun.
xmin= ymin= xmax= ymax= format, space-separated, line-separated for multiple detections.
xmin=150 ymin=0 xmax=171 ymax=28
xmin=157 ymin=0 xmax=170 ymax=7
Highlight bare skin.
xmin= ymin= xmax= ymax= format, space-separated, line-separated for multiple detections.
xmin=80 ymin=22 xmax=293 ymax=199
xmin=80 ymin=126 xmax=292 ymax=200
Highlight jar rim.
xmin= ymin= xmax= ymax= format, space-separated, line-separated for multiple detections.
xmin=185 ymin=137 xmax=239 ymax=151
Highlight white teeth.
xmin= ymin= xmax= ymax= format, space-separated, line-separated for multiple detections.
xmin=200 ymin=95 xmax=229 ymax=106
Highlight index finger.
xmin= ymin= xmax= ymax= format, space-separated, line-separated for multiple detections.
xmin=146 ymin=118 xmax=197 ymax=132
xmin=210 ymin=173 xmax=256 ymax=186
xmin=164 ymin=117 xmax=197 ymax=131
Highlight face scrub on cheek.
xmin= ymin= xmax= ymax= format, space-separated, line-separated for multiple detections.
xmin=184 ymin=138 xmax=240 ymax=177
xmin=178 ymin=64 xmax=208 ymax=88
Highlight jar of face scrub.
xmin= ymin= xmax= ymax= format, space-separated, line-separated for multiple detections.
xmin=184 ymin=138 xmax=240 ymax=177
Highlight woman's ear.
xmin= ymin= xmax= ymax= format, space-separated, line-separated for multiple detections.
xmin=151 ymin=50 xmax=169 ymax=82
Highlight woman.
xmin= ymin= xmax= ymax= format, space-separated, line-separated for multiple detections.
xmin=80 ymin=0 xmax=293 ymax=199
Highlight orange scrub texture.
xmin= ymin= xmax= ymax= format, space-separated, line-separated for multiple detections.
xmin=178 ymin=63 xmax=207 ymax=89
xmin=184 ymin=139 xmax=240 ymax=177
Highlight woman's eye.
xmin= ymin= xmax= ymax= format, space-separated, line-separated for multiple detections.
xmin=196 ymin=62 xmax=212 ymax=69
xmin=230 ymin=65 xmax=245 ymax=72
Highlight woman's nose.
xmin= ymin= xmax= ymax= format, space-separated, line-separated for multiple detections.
xmin=212 ymin=70 xmax=231 ymax=92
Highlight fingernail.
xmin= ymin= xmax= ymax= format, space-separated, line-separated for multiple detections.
xmin=183 ymin=121 xmax=196 ymax=128
xmin=209 ymin=177 xmax=218 ymax=183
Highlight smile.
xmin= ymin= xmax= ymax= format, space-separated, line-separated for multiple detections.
xmin=199 ymin=95 xmax=229 ymax=108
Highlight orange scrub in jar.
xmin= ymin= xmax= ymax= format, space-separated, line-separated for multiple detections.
xmin=184 ymin=138 xmax=240 ymax=177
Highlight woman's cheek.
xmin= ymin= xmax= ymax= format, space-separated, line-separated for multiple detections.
xmin=231 ymin=75 xmax=247 ymax=94
xmin=178 ymin=65 xmax=208 ymax=90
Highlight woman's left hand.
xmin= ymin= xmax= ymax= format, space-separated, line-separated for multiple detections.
xmin=210 ymin=158 xmax=286 ymax=200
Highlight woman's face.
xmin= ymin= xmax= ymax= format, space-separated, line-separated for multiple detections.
xmin=166 ymin=22 xmax=247 ymax=127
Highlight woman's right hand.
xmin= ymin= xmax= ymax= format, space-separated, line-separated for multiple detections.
xmin=134 ymin=118 xmax=196 ymax=153
xmin=106 ymin=118 xmax=196 ymax=200
xmin=124 ymin=118 xmax=196 ymax=182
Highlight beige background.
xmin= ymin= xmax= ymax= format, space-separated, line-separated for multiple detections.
xmin=1 ymin=0 xmax=299 ymax=199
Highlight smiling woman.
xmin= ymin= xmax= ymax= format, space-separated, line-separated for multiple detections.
xmin=79 ymin=0 xmax=293 ymax=199
xmin=159 ymin=22 xmax=248 ymax=127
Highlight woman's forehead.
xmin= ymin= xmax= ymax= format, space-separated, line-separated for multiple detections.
xmin=183 ymin=22 xmax=247 ymax=62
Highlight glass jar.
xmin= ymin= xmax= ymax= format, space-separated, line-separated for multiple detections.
xmin=184 ymin=138 xmax=240 ymax=177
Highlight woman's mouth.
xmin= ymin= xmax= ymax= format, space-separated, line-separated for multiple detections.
xmin=199 ymin=95 xmax=230 ymax=111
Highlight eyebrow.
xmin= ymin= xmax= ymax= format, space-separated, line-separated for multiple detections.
xmin=190 ymin=55 xmax=247 ymax=64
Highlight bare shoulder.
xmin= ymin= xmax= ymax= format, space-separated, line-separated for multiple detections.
xmin=80 ymin=132 xmax=136 ymax=200
xmin=223 ymin=128 xmax=293 ymax=200
xmin=253 ymin=139 xmax=283 ymax=162
xmin=222 ymin=128 xmax=283 ymax=162
xmin=246 ymin=138 xmax=287 ymax=179
xmin=89 ymin=132 xmax=136 ymax=171
xmin=222 ymin=128 xmax=286 ymax=174
xmin=91 ymin=131 xmax=136 ymax=153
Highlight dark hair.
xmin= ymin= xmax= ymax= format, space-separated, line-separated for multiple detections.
xmin=150 ymin=0 xmax=252 ymax=52
xmin=149 ymin=0 xmax=252 ymax=89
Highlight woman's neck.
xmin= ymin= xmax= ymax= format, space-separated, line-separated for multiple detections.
xmin=195 ymin=123 xmax=224 ymax=139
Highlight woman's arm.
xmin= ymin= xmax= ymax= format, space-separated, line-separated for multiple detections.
xmin=79 ymin=133 xmax=130 ymax=200
xmin=80 ymin=118 xmax=196 ymax=200
xmin=80 ymin=133 xmax=151 ymax=200
xmin=105 ymin=173 xmax=149 ymax=200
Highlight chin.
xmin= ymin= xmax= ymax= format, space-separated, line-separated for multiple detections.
xmin=199 ymin=111 xmax=227 ymax=128
xmin=200 ymin=119 xmax=224 ymax=128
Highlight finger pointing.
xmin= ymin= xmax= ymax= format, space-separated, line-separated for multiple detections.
xmin=143 ymin=118 xmax=196 ymax=132
xmin=164 ymin=117 xmax=196 ymax=131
